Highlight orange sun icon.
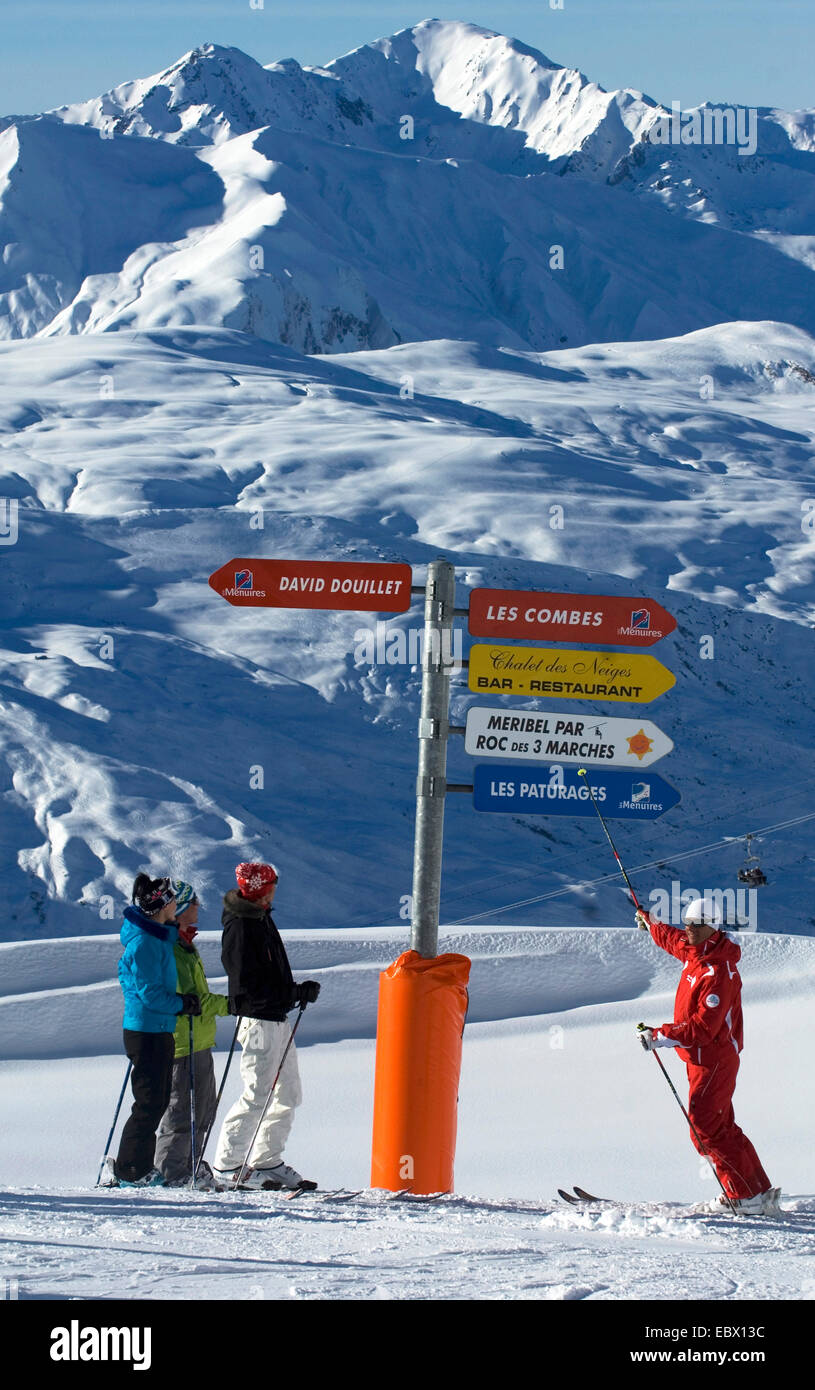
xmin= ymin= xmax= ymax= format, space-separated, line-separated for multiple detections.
xmin=627 ymin=729 xmax=654 ymax=761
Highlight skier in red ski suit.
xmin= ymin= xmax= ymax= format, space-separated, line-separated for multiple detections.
xmin=636 ymin=897 xmax=776 ymax=1211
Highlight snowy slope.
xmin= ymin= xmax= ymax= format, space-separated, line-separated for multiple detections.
xmin=331 ymin=21 xmax=815 ymax=253
xmin=3 ymin=114 xmax=812 ymax=351
xmin=0 ymin=925 xmax=812 ymax=1059
xmin=0 ymin=325 xmax=813 ymax=939
xmin=604 ymin=107 xmax=815 ymax=275
xmin=0 ymin=927 xmax=812 ymax=1299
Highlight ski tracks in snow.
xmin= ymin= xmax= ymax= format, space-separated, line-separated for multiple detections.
xmin=1 ymin=1187 xmax=813 ymax=1301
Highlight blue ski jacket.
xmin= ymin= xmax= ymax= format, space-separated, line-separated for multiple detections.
xmin=118 ymin=906 xmax=185 ymax=1033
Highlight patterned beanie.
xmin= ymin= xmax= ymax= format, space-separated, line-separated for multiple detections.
xmin=132 ymin=875 xmax=176 ymax=915
xmin=173 ymin=880 xmax=198 ymax=915
xmin=235 ymin=862 xmax=279 ymax=900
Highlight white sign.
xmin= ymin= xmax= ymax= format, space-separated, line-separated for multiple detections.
xmin=464 ymin=708 xmax=673 ymax=768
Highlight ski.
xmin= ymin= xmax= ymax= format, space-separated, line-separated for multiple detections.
xmin=557 ymin=1186 xmax=609 ymax=1205
xmin=282 ymin=1182 xmax=339 ymax=1201
xmin=309 ymin=1189 xmax=366 ymax=1203
xmin=283 ymin=1182 xmax=318 ymax=1199
xmin=202 ymin=1181 xmax=364 ymax=1203
xmin=244 ymin=1185 xmax=365 ymax=1203
xmin=557 ymin=1188 xmax=581 ymax=1205
xmin=386 ymin=1191 xmax=446 ymax=1204
xmin=556 ymin=1185 xmax=793 ymax=1221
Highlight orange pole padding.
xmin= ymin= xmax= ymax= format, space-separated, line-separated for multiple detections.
xmin=370 ymin=950 xmax=471 ymax=1195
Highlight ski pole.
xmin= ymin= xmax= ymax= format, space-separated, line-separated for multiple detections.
xmin=194 ymin=1016 xmax=242 ymax=1180
xmin=236 ymin=1005 xmax=306 ymax=1189
xmin=188 ymin=1015 xmax=197 ymax=1188
xmin=95 ymin=1059 xmax=132 ymax=1186
xmin=636 ymin=1025 xmax=738 ymax=1215
xmin=577 ymin=767 xmax=643 ymax=911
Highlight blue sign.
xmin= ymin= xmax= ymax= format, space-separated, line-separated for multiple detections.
xmin=473 ymin=764 xmax=680 ymax=818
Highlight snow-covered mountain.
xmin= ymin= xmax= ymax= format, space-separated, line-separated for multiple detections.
xmin=328 ymin=20 xmax=659 ymax=172
xmin=44 ymin=43 xmax=380 ymax=151
xmin=38 ymin=22 xmax=659 ymax=169
xmin=1 ymin=20 xmax=813 ymax=349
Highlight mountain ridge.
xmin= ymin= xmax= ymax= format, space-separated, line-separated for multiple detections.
xmin=1 ymin=19 xmax=812 ymax=351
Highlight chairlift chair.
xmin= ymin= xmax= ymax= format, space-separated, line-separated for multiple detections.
xmin=737 ymin=833 xmax=768 ymax=886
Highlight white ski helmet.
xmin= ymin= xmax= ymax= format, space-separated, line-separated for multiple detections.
xmin=682 ymin=895 xmax=723 ymax=927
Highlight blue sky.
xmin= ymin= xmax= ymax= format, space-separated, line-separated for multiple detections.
xmin=2 ymin=1 xmax=813 ymax=113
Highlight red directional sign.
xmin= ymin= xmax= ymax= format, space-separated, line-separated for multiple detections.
xmin=209 ymin=558 xmax=413 ymax=611
xmin=468 ymin=589 xmax=676 ymax=646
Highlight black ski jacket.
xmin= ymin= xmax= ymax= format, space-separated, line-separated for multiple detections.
xmin=220 ymin=891 xmax=296 ymax=1022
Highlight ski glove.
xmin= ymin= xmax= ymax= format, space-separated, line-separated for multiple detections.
xmin=635 ymin=911 xmax=650 ymax=931
xmin=294 ymin=981 xmax=321 ymax=1006
xmin=179 ymin=993 xmax=202 ymax=1016
xmin=637 ymin=1024 xmax=679 ymax=1051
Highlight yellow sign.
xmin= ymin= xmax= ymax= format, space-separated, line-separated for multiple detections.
xmin=468 ymin=645 xmax=675 ymax=703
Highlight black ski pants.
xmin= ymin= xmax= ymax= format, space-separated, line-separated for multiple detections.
xmin=154 ymin=1049 xmax=217 ymax=1182
xmin=115 ymin=1030 xmax=175 ymax=1181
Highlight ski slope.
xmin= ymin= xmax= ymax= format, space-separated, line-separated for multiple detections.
xmin=0 ymin=927 xmax=812 ymax=1300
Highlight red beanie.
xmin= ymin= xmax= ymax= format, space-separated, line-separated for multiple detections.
xmin=236 ymin=862 xmax=279 ymax=900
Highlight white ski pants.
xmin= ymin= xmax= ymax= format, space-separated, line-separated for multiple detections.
xmin=214 ymin=1017 xmax=302 ymax=1170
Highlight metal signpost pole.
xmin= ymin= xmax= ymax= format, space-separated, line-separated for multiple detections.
xmin=410 ymin=559 xmax=456 ymax=959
